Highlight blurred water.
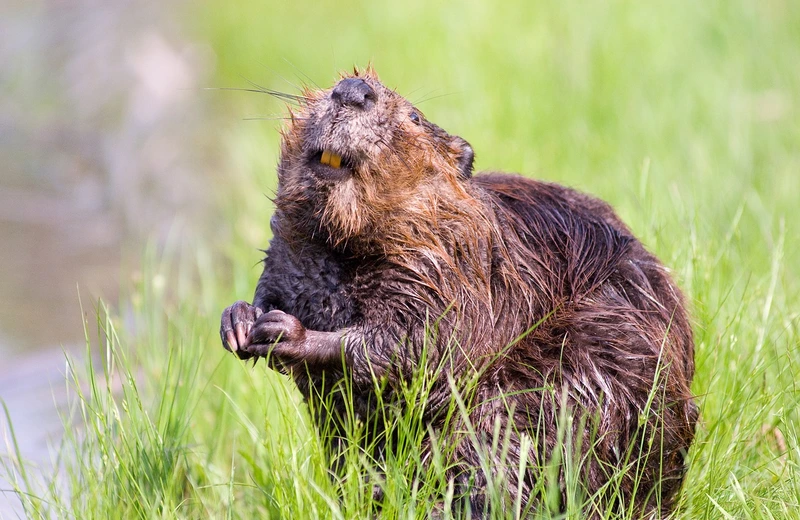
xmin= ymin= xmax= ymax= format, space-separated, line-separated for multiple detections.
xmin=0 ymin=0 xmax=221 ymax=514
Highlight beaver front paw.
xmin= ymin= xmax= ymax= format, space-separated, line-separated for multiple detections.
xmin=220 ymin=301 xmax=263 ymax=359
xmin=242 ymin=310 xmax=308 ymax=361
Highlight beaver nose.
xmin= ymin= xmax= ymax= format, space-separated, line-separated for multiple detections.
xmin=331 ymin=78 xmax=376 ymax=109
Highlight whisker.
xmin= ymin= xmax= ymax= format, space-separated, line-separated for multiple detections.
xmin=243 ymin=111 xmax=299 ymax=119
xmin=205 ymin=86 xmax=306 ymax=104
xmin=282 ymin=58 xmax=322 ymax=90
xmin=377 ymin=136 xmax=415 ymax=176
xmin=414 ymin=91 xmax=460 ymax=105
xmin=389 ymin=123 xmax=427 ymax=154
xmin=241 ymin=76 xmax=312 ymax=104
xmin=242 ymin=116 xmax=309 ymax=121
xmin=403 ymin=86 xmax=427 ymax=99
xmin=410 ymin=87 xmax=442 ymax=105
xmin=255 ymin=60 xmax=310 ymax=94
xmin=243 ymin=78 xmax=307 ymax=99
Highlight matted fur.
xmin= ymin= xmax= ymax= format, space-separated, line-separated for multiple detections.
xmin=220 ymin=68 xmax=697 ymax=517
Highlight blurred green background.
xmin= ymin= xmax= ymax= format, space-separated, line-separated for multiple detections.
xmin=200 ymin=0 xmax=800 ymax=292
xmin=2 ymin=0 xmax=799 ymax=517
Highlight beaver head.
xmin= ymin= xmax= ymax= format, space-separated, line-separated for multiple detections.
xmin=275 ymin=68 xmax=478 ymax=253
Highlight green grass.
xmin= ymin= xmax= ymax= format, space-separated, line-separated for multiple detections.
xmin=3 ymin=0 xmax=800 ymax=517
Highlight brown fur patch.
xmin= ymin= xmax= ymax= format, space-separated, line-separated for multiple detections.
xmin=244 ymin=69 xmax=697 ymax=516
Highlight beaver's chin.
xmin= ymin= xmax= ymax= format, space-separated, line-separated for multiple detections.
xmin=307 ymin=149 xmax=357 ymax=181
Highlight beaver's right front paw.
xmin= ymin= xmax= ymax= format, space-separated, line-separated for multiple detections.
xmin=220 ymin=301 xmax=263 ymax=359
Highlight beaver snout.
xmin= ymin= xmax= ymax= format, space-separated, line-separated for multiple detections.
xmin=331 ymin=78 xmax=376 ymax=110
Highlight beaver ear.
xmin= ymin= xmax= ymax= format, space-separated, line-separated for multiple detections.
xmin=452 ymin=137 xmax=474 ymax=179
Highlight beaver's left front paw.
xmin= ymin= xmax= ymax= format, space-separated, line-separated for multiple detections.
xmin=242 ymin=310 xmax=307 ymax=361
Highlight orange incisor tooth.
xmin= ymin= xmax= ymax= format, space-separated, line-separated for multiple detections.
xmin=320 ymin=150 xmax=332 ymax=165
xmin=329 ymin=153 xmax=342 ymax=169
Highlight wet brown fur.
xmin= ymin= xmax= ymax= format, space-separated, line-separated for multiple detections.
xmin=225 ymin=67 xmax=697 ymax=517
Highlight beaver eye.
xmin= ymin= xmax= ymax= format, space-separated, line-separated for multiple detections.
xmin=409 ymin=111 xmax=421 ymax=125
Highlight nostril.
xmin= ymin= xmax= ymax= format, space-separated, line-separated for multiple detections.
xmin=331 ymin=78 xmax=376 ymax=109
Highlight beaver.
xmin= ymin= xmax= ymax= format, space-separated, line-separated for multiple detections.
xmin=219 ymin=67 xmax=697 ymax=517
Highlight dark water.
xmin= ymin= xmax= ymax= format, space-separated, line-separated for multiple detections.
xmin=0 ymin=0 xmax=221 ymax=514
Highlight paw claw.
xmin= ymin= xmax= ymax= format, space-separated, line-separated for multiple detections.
xmin=225 ymin=331 xmax=238 ymax=352
xmin=235 ymin=322 xmax=247 ymax=348
xmin=220 ymin=300 xmax=262 ymax=359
